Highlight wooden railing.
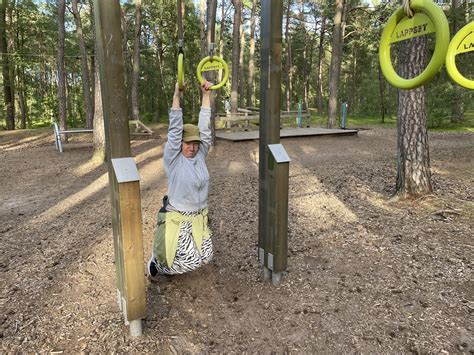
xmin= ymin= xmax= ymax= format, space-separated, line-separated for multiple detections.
xmin=216 ymin=108 xmax=311 ymax=129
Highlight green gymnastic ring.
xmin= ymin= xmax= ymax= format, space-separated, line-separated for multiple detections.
xmin=379 ymin=0 xmax=449 ymax=89
xmin=196 ymin=56 xmax=229 ymax=90
xmin=446 ymin=21 xmax=474 ymax=90
xmin=177 ymin=53 xmax=184 ymax=89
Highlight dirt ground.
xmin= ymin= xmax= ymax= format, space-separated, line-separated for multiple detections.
xmin=0 ymin=125 xmax=472 ymax=353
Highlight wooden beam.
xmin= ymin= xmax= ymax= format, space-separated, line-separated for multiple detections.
xmin=258 ymin=0 xmax=283 ymax=270
xmin=118 ymin=181 xmax=146 ymax=321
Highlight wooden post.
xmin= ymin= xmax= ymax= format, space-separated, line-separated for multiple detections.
xmin=112 ymin=158 xmax=146 ymax=334
xmin=259 ymin=0 xmax=288 ymax=285
xmin=267 ymin=144 xmax=290 ymax=285
xmin=94 ymin=0 xmax=146 ymax=336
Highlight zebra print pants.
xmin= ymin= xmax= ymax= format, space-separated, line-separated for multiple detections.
xmin=154 ymin=211 xmax=214 ymax=275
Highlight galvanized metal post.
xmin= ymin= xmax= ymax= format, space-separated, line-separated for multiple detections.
xmin=341 ymin=102 xmax=347 ymax=129
xmin=297 ymin=101 xmax=303 ymax=128
xmin=259 ymin=0 xmax=288 ymax=286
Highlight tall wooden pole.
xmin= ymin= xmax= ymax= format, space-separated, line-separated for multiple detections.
xmin=94 ymin=0 xmax=145 ymax=336
xmin=259 ymin=0 xmax=288 ymax=285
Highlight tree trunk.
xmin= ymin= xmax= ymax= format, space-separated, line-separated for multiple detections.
xmin=57 ymin=0 xmax=67 ymax=134
xmin=328 ymin=0 xmax=345 ymax=128
xmin=348 ymin=45 xmax=357 ymax=115
xmin=91 ymin=1 xmax=105 ymax=163
xmin=89 ymin=2 xmax=95 ymax=118
xmin=6 ymin=1 xmax=15 ymax=123
xmin=378 ymin=63 xmax=386 ymax=123
xmin=17 ymin=67 xmax=27 ymax=129
xmin=230 ymin=0 xmax=242 ymax=113
xmin=154 ymin=24 xmax=167 ymax=121
xmin=316 ymin=14 xmax=326 ymax=114
xmin=92 ymin=55 xmax=106 ymax=162
xmin=284 ymin=0 xmax=292 ymax=111
xmin=396 ymin=36 xmax=432 ymax=198
xmin=121 ymin=8 xmax=132 ymax=117
xmin=15 ymin=2 xmax=27 ymax=128
xmin=450 ymin=0 xmax=464 ymax=123
xmin=1 ymin=0 xmax=14 ymax=130
xmin=247 ymin=0 xmax=257 ymax=107
xmin=206 ymin=0 xmax=217 ymax=144
xmin=238 ymin=13 xmax=245 ymax=108
xmin=72 ymin=0 xmax=93 ymax=129
xmin=217 ymin=0 xmax=226 ymax=112
xmin=300 ymin=0 xmax=308 ymax=109
xmin=131 ymin=0 xmax=142 ymax=121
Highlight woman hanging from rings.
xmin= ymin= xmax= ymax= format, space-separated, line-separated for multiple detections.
xmin=148 ymin=80 xmax=215 ymax=277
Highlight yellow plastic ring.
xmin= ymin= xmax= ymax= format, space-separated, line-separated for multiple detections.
xmin=177 ymin=53 xmax=184 ymax=89
xmin=446 ymin=21 xmax=474 ymax=90
xmin=379 ymin=0 xmax=449 ymax=89
xmin=196 ymin=56 xmax=229 ymax=90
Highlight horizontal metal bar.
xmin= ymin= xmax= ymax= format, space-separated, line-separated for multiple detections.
xmin=58 ymin=129 xmax=94 ymax=134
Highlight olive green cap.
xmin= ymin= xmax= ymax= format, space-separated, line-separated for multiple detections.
xmin=182 ymin=124 xmax=201 ymax=142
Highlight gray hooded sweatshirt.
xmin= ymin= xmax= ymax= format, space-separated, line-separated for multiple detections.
xmin=163 ymin=107 xmax=211 ymax=212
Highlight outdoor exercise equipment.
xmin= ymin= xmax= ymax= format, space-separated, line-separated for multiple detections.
xmin=177 ymin=51 xmax=184 ymax=89
xmin=379 ymin=0 xmax=449 ymax=89
xmin=94 ymin=0 xmax=146 ymax=337
xmin=446 ymin=21 xmax=474 ymax=90
xmin=52 ymin=122 xmax=93 ymax=153
xmin=258 ymin=0 xmax=289 ymax=287
xmin=196 ymin=45 xmax=229 ymax=90
xmin=177 ymin=0 xmax=184 ymax=89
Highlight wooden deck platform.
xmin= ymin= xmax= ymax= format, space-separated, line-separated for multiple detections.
xmin=215 ymin=127 xmax=358 ymax=142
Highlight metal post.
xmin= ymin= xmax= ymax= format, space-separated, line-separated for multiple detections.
xmin=297 ymin=101 xmax=303 ymax=128
xmin=341 ymin=102 xmax=347 ymax=129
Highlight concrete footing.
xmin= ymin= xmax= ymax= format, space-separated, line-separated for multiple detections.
xmin=272 ymin=272 xmax=281 ymax=286
xmin=129 ymin=319 xmax=143 ymax=337
xmin=263 ymin=267 xmax=271 ymax=281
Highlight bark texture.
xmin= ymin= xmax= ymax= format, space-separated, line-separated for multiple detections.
xmin=72 ymin=0 xmax=93 ymax=129
xmin=328 ymin=0 xmax=345 ymax=128
xmin=450 ymin=0 xmax=464 ymax=123
xmin=396 ymin=36 xmax=432 ymax=198
xmin=230 ymin=0 xmax=242 ymax=113
xmin=247 ymin=0 xmax=257 ymax=107
xmin=284 ymin=0 xmax=292 ymax=111
xmin=57 ymin=0 xmax=67 ymax=133
xmin=131 ymin=0 xmax=142 ymax=121
xmin=1 ymin=0 xmax=14 ymax=130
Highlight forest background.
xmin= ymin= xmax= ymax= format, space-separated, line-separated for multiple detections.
xmin=0 ymin=0 xmax=473 ymax=132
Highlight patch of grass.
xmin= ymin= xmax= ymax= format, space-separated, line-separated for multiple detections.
xmin=346 ymin=115 xmax=397 ymax=128
xmin=31 ymin=119 xmax=54 ymax=129
xmin=429 ymin=111 xmax=474 ymax=132
xmin=309 ymin=114 xmax=397 ymax=128
xmin=309 ymin=111 xmax=474 ymax=132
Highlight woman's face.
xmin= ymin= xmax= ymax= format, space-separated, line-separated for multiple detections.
xmin=182 ymin=141 xmax=200 ymax=158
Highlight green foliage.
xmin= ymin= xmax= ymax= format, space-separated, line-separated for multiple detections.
xmin=1 ymin=0 xmax=472 ymax=134
xmin=429 ymin=110 xmax=474 ymax=132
